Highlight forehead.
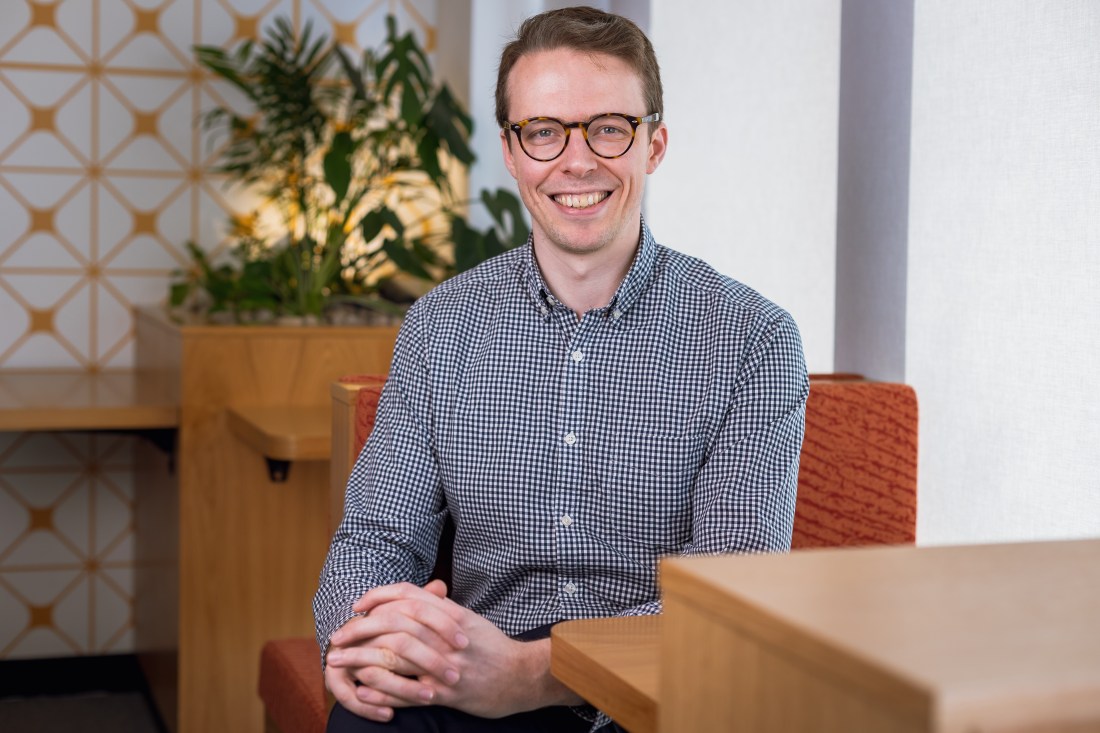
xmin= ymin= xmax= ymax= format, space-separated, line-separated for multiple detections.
xmin=506 ymin=47 xmax=645 ymax=121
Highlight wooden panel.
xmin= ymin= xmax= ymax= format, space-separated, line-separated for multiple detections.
xmin=659 ymin=541 xmax=1100 ymax=733
xmin=551 ymin=616 xmax=659 ymax=733
xmin=328 ymin=377 xmax=386 ymax=536
xmin=132 ymin=306 xmax=399 ymax=733
xmin=659 ymin=595 xmax=923 ymax=733
xmin=0 ymin=369 xmax=178 ymax=430
xmin=329 ymin=381 xmax=362 ymax=537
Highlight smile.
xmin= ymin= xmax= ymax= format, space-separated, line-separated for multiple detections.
xmin=552 ymin=191 xmax=610 ymax=209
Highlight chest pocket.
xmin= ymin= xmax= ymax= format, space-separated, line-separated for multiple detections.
xmin=594 ymin=433 xmax=705 ymax=550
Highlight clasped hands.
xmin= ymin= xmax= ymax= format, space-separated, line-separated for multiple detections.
xmin=324 ymin=579 xmax=565 ymax=722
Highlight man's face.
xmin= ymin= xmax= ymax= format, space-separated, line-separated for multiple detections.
xmin=501 ymin=48 xmax=667 ymax=262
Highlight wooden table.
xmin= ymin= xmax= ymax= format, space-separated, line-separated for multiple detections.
xmin=0 ymin=369 xmax=178 ymax=431
xmin=551 ymin=540 xmax=1100 ymax=733
xmin=551 ymin=616 xmax=660 ymax=733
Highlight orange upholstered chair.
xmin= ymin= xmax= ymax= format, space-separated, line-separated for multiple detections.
xmin=258 ymin=375 xmax=918 ymax=733
xmin=793 ymin=377 xmax=918 ymax=548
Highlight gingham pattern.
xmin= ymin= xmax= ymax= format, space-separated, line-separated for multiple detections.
xmin=315 ymin=219 xmax=808 ymax=652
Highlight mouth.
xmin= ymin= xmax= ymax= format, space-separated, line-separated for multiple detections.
xmin=551 ymin=191 xmax=610 ymax=210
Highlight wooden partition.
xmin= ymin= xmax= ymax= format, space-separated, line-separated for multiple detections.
xmin=657 ymin=540 xmax=1100 ymax=733
xmin=133 ymin=307 xmax=399 ymax=733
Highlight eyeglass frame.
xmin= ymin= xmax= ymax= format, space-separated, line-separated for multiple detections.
xmin=502 ymin=112 xmax=662 ymax=162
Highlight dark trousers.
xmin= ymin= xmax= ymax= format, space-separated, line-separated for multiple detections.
xmin=326 ymin=623 xmax=623 ymax=733
xmin=327 ymin=701 xmax=605 ymax=732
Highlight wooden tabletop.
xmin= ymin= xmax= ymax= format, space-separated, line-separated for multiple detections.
xmin=662 ymin=539 xmax=1100 ymax=732
xmin=551 ymin=615 xmax=660 ymax=733
xmin=227 ymin=405 xmax=330 ymax=461
xmin=0 ymin=369 xmax=179 ymax=431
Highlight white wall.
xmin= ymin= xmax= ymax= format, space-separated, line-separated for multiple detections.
xmin=463 ymin=1 xmax=1100 ymax=545
xmin=907 ymin=1 xmax=1100 ymax=544
xmin=646 ymin=0 xmax=841 ymax=373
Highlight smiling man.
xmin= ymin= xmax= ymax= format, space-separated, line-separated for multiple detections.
xmin=315 ymin=7 xmax=808 ymax=733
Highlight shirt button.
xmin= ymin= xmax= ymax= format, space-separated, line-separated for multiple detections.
xmin=612 ymin=309 xmax=622 ymax=319
xmin=560 ymin=514 xmax=573 ymax=527
xmin=571 ymin=349 xmax=584 ymax=363
xmin=564 ymin=432 xmax=577 ymax=446
xmin=563 ymin=582 xmax=577 ymax=595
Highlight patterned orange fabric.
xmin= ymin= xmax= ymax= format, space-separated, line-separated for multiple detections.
xmin=258 ymin=638 xmax=329 ymax=733
xmin=344 ymin=375 xmax=386 ymax=451
xmin=792 ymin=380 xmax=918 ymax=549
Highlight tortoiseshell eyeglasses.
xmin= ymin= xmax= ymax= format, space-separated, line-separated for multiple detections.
xmin=503 ymin=113 xmax=661 ymax=162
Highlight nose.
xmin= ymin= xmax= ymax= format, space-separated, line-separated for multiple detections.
xmin=557 ymin=127 xmax=598 ymax=176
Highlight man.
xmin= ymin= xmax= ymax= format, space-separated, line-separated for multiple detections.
xmin=315 ymin=7 xmax=808 ymax=732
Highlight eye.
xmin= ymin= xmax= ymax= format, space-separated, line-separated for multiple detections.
xmin=589 ymin=118 xmax=631 ymax=139
xmin=521 ymin=122 xmax=564 ymax=146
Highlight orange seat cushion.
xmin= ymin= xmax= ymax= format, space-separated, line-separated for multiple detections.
xmin=793 ymin=380 xmax=918 ymax=549
xmin=258 ymin=638 xmax=329 ymax=733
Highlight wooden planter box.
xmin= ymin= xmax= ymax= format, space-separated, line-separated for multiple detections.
xmin=132 ymin=306 xmax=399 ymax=733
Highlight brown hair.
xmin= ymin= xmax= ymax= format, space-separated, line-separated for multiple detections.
xmin=495 ymin=6 xmax=663 ymax=127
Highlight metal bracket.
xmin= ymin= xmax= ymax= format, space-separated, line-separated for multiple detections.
xmin=133 ymin=428 xmax=178 ymax=473
xmin=265 ymin=457 xmax=291 ymax=483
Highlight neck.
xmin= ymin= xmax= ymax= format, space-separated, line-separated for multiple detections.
xmin=533 ymin=228 xmax=640 ymax=317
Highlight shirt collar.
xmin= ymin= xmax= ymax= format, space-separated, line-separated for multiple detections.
xmin=521 ymin=217 xmax=658 ymax=321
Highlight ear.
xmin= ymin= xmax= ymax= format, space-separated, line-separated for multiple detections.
xmin=501 ymin=130 xmax=519 ymax=180
xmin=644 ymin=123 xmax=668 ymax=175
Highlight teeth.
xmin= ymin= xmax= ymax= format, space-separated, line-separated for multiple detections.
xmin=554 ymin=192 xmax=609 ymax=209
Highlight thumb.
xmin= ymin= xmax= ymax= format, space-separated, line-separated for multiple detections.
xmin=424 ymin=578 xmax=449 ymax=598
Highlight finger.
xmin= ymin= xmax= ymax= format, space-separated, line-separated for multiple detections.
xmin=352 ymin=665 xmax=438 ymax=707
xmin=331 ymin=603 xmax=445 ymax=651
xmin=324 ymin=663 xmax=395 ymax=722
xmin=337 ymin=596 xmax=468 ymax=651
xmin=325 ymin=645 xmax=418 ymax=678
xmin=330 ymin=635 xmax=461 ymax=685
xmin=424 ymin=579 xmax=448 ymax=598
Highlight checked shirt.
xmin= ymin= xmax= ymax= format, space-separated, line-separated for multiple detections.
xmin=314 ymin=220 xmax=808 ymax=653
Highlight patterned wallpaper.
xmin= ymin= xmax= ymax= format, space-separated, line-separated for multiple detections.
xmin=0 ymin=0 xmax=438 ymax=659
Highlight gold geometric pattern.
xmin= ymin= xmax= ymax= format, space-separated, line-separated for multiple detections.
xmin=0 ymin=432 xmax=140 ymax=657
xmin=28 ymin=308 xmax=55 ymax=334
xmin=0 ymin=0 xmax=439 ymax=660
xmin=29 ymin=2 xmax=56 ymax=29
xmin=30 ymin=106 xmax=56 ymax=132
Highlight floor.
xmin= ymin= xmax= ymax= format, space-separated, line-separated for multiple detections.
xmin=0 ymin=655 xmax=164 ymax=733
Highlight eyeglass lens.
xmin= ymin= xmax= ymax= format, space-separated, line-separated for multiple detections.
xmin=518 ymin=115 xmax=636 ymax=161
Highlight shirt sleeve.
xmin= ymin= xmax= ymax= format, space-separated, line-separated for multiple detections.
xmin=312 ymin=302 xmax=447 ymax=661
xmin=615 ymin=310 xmax=808 ymax=618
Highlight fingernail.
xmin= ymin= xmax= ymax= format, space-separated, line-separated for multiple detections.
xmin=419 ymin=687 xmax=435 ymax=702
xmin=444 ymin=669 xmax=460 ymax=685
xmin=454 ymin=632 xmax=469 ymax=649
xmin=327 ymin=651 xmax=343 ymax=664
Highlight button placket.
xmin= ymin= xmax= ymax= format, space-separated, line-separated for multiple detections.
xmin=554 ymin=320 xmax=594 ymax=591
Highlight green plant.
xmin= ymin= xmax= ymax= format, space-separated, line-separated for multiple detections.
xmin=171 ymin=16 xmax=527 ymax=320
